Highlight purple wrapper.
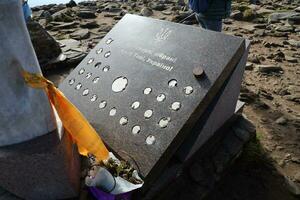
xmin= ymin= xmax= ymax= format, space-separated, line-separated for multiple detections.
xmin=89 ymin=187 xmax=132 ymax=200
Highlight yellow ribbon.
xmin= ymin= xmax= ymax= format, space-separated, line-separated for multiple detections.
xmin=22 ymin=70 xmax=109 ymax=161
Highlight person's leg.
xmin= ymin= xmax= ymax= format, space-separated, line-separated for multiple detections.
xmin=195 ymin=14 xmax=222 ymax=32
xmin=195 ymin=14 xmax=208 ymax=29
xmin=205 ymin=19 xmax=223 ymax=32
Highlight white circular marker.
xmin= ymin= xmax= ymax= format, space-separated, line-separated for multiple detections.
xmin=82 ymin=89 xmax=89 ymax=96
xmin=131 ymin=101 xmax=140 ymax=110
xmin=132 ymin=126 xmax=141 ymax=135
xmin=171 ymin=102 xmax=181 ymax=111
xmin=104 ymin=51 xmax=111 ymax=58
xmin=69 ymin=79 xmax=75 ymax=85
xmin=86 ymin=72 xmax=92 ymax=79
xmin=103 ymin=66 xmax=110 ymax=72
xmin=106 ymin=38 xmax=113 ymax=44
xmin=87 ymin=58 xmax=94 ymax=64
xmin=144 ymin=88 xmax=152 ymax=95
xmin=99 ymin=101 xmax=107 ymax=109
xmin=168 ymin=79 xmax=177 ymax=87
xmin=159 ymin=117 xmax=170 ymax=128
xmin=90 ymin=95 xmax=97 ymax=102
xmin=120 ymin=117 xmax=128 ymax=125
xmin=93 ymin=77 xmax=100 ymax=84
xmin=146 ymin=135 xmax=155 ymax=145
xmin=79 ymin=68 xmax=85 ymax=75
xmin=112 ymin=77 xmax=128 ymax=93
xmin=184 ymin=86 xmax=193 ymax=95
xmin=144 ymin=110 xmax=153 ymax=119
xmin=96 ymin=48 xmax=103 ymax=54
xmin=109 ymin=108 xmax=116 ymax=116
xmin=157 ymin=94 xmax=166 ymax=102
xmin=75 ymin=83 xmax=82 ymax=90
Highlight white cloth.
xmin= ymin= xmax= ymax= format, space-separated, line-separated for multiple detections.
xmin=0 ymin=0 xmax=55 ymax=146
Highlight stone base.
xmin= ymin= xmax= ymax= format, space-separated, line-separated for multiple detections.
xmin=0 ymin=130 xmax=80 ymax=200
xmin=136 ymin=115 xmax=256 ymax=200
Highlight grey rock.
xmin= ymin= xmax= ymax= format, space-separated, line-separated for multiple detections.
xmin=48 ymin=4 xmax=66 ymax=14
xmin=162 ymin=10 xmax=172 ymax=15
xmin=77 ymin=10 xmax=97 ymax=19
xmin=141 ymin=7 xmax=153 ymax=17
xmin=103 ymin=4 xmax=122 ymax=13
xmin=58 ymin=38 xmax=81 ymax=51
xmin=78 ymin=1 xmax=96 ymax=7
xmin=292 ymin=157 xmax=300 ymax=164
xmin=286 ymin=94 xmax=300 ymax=103
xmin=285 ymin=177 xmax=300 ymax=196
xmin=66 ymin=0 xmax=77 ymax=8
xmin=52 ymin=8 xmax=74 ymax=22
xmin=243 ymin=8 xmax=257 ymax=21
xmin=253 ymin=23 xmax=267 ymax=29
xmin=103 ymin=13 xmax=119 ymax=18
xmin=268 ymin=12 xmax=298 ymax=23
xmin=259 ymin=89 xmax=274 ymax=100
xmin=70 ymin=29 xmax=90 ymax=40
xmin=223 ymin=18 xmax=233 ymax=24
xmin=275 ymin=117 xmax=288 ymax=125
xmin=295 ymin=172 xmax=300 ymax=183
xmin=50 ymin=21 xmax=79 ymax=29
xmin=288 ymin=39 xmax=300 ymax=48
xmin=245 ymin=62 xmax=254 ymax=70
xmin=57 ymin=39 xmax=86 ymax=67
xmin=242 ymin=24 xmax=256 ymax=32
xmin=34 ymin=10 xmax=53 ymax=21
xmin=254 ymin=29 xmax=265 ymax=37
xmin=267 ymin=31 xmax=289 ymax=37
xmin=263 ymin=41 xmax=284 ymax=48
xmin=288 ymin=14 xmax=300 ymax=25
xmin=32 ymin=4 xmax=56 ymax=12
xmin=27 ymin=21 xmax=62 ymax=67
xmin=257 ymin=65 xmax=283 ymax=73
xmin=285 ymin=56 xmax=298 ymax=63
xmin=150 ymin=3 xmax=167 ymax=11
xmin=41 ymin=10 xmax=53 ymax=21
xmin=80 ymin=21 xmax=99 ymax=29
xmin=275 ymin=25 xmax=294 ymax=32
xmin=231 ymin=10 xmax=243 ymax=20
xmin=248 ymin=54 xmax=261 ymax=64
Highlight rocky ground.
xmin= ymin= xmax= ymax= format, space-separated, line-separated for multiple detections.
xmin=29 ymin=0 xmax=300 ymax=199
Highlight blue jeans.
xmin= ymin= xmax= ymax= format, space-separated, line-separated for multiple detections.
xmin=196 ymin=14 xmax=223 ymax=32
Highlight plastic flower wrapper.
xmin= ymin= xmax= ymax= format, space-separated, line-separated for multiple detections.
xmin=85 ymin=152 xmax=144 ymax=199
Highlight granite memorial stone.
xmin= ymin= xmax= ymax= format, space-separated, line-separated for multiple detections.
xmin=60 ymin=14 xmax=246 ymax=184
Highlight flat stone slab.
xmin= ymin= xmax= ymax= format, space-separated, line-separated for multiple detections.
xmin=60 ymin=14 xmax=245 ymax=180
